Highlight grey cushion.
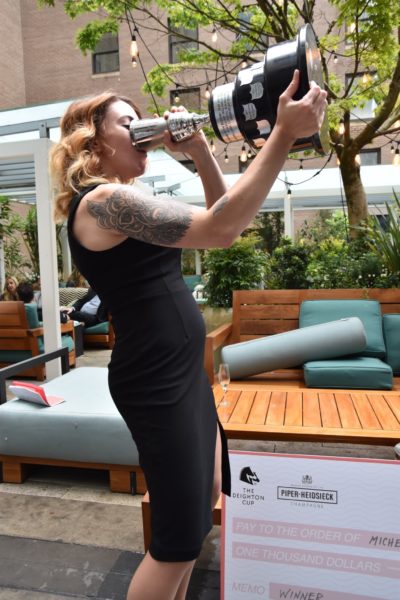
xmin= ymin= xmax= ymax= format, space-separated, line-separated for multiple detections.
xmin=383 ymin=314 xmax=400 ymax=375
xmin=299 ymin=300 xmax=386 ymax=358
xmin=0 ymin=367 xmax=138 ymax=465
xmin=221 ymin=317 xmax=367 ymax=379
xmin=304 ymin=357 xmax=393 ymax=390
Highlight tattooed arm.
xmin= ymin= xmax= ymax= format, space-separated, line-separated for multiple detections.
xmin=79 ymin=72 xmax=327 ymax=251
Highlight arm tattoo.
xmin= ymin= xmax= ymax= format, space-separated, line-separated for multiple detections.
xmin=212 ymin=194 xmax=229 ymax=216
xmin=87 ymin=188 xmax=193 ymax=246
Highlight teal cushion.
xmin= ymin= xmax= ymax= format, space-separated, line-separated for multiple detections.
xmin=183 ymin=275 xmax=202 ymax=292
xmin=299 ymin=300 xmax=385 ymax=358
xmin=84 ymin=322 xmax=109 ymax=335
xmin=383 ymin=314 xmax=400 ymax=375
xmin=24 ymin=303 xmax=41 ymax=329
xmin=61 ymin=334 xmax=74 ymax=352
xmin=0 ymin=350 xmax=32 ymax=363
xmin=304 ymin=357 xmax=393 ymax=390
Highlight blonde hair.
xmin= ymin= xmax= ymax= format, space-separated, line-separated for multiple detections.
xmin=50 ymin=91 xmax=141 ymax=223
xmin=2 ymin=276 xmax=19 ymax=301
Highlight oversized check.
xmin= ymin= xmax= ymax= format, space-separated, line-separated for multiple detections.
xmin=222 ymin=452 xmax=400 ymax=600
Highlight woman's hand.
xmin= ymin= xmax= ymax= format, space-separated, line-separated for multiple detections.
xmin=275 ymin=69 xmax=328 ymax=145
xmin=161 ymin=106 xmax=210 ymax=158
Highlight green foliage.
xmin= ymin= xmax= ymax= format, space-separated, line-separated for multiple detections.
xmin=359 ymin=191 xmax=400 ymax=281
xmin=203 ymin=234 xmax=268 ymax=308
xmin=266 ymin=238 xmax=309 ymax=289
xmin=306 ymin=236 xmax=396 ymax=289
xmin=298 ymin=210 xmax=349 ymax=245
xmin=244 ymin=212 xmax=284 ymax=253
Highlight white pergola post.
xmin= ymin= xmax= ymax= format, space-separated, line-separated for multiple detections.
xmin=60 ymin=224 xmax=72 ymax=282
xmin=284 ymin=192 xmax=293 ymax=238
xmin=0 ymin=139 xmax=61 ymax=379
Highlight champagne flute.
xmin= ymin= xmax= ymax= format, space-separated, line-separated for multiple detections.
xmin=218 ymin=363 xmax=230 ymax=407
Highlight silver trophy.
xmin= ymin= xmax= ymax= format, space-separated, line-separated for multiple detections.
xmin=130 ymin=24 xmax=329 ymax=155
xmin=130 ymin=112 xmax=210 ymax=151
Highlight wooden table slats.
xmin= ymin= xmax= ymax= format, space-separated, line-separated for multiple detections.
xmin=214 ymin=386 xmax=400 ymax=445
xmin=319 ymin=392 xmax=341 ymax=428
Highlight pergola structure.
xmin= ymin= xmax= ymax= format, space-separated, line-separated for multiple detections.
xmin=0 ymin=100 xmax=399 ymax=378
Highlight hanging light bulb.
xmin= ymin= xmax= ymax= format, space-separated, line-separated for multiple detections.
xmin=204 ymin=85 xmax=211 ymax=100
xmin=247 ymin=148 xmax=252 ymax=159
xmin=355 ymin=154 xmax=361 ymax=166
xmin=210 ymin=139 xmax=216 ymax=154
xmin=394 ymin=146 xmax=400 ymax=166
xmin=130 ymin=34 xmax=139 ymax=68
xmin=362 ymin=70 xmax=371 ymax=85
xmin=174 ymin=89 xmax=180 ymax=104
xmin=390 ymin=144 xmax=395 ymax=154
xmin=224 ymin=151 xmax=229 ymax=163
xmin=336 ymin=157 xmax=341 ymax=166
xmin=211 ymin=27 xmax=218 ymax=44
xmin=299 ymin=159 xmax=303 ymax=170
xmin=240 ymin=144 xmax=247 ymax=163
xmin=286 ymin=188 xmax=292 ymax=200
xmin=339 ymin=119 xmax=345 ymax=135
xmin=241 ymin=60 xmax=248 ymax=69
xmin=333 ymin=53 xmax=338 ymax=64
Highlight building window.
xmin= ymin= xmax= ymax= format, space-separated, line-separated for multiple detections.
xmin=169 ymin=87 xmax=201 ymax=112
xmin=92 ymin=33 xmax=119 ymax=74
xmin=169 ymin=22 xmax=198 ymax=63
xmin=359 ymin=149 xmax=381 ymax=166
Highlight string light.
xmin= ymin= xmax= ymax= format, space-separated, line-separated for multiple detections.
xmin=224 ymin=150 xmax=229 ymax=163
xmin=333 ymin=54 xmax=338 ymax=64
xmin=211 ymin=27 xmax=218 ymax=44
xmin=336 ymin=157 xmax=341 ymax=166
xmin=130 ymin=34 xmax=139 ymax=68
xmin=210 ymin=139 xmax=216 ymax=154
xmin=394 ymin=145 xmax=400 ymax=166
xmin=204 ymin=85 xmax=211 ymax=99
xmin=241 ymin=60 xmax=248 ymax=69
xmin=286 ymin=188 xmax=292 ymax=200
xmin=247 ymin=148 xmax=252 ymax=159
xmin=174 ymin=88 xmax=180 ymax=104
xmin=390 ymin=143 xmax=395 ymax=154
xmin=339 ymin=119 xmax=345 ymax=135
xmin=240 ymin=144 xmax=247 ymax=163
xmin=299 ymin=159 xmax=303 ymax=170
xmin=355 ymin=154 xmax=361 ymax=166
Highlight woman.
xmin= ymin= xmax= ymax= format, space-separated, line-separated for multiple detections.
xmin=0 ymin=276 xmax=19 ymax=301
xmin=50 ymin=70 xmax=327 ymax=600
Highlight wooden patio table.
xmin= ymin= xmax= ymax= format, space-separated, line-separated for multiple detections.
xmin=213 ymin=380 xmax=400 ymax=446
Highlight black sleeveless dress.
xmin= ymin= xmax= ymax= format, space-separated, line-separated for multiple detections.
xmin=68 ymin=186 xmax=231 ymax=562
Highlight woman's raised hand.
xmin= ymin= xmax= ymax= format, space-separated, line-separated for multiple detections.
xmin=274 ymin=69 xmax=328 ymax=144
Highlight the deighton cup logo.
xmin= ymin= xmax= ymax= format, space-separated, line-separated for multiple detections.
xmin=240 ymin=466 xmax=260 ymax=486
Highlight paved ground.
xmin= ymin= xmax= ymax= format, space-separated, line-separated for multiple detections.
xmin=0 ymin=349 xmax=397 ymax=599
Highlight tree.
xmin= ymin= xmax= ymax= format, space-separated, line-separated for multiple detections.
xmin=0 ymin=196 xmax=25 ymax=287
xmin=39 ymin=0 xmax=400 ymax=235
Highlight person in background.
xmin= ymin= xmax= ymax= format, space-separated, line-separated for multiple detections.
xmin=66 ymin=267 xmax=88 ymax=288
xmin=0 ymin=276 xmax=19 ymax=301
xmin=50 ymin=71 xmax=327 ymax=600
xmin=16 ymin=281 xmax=34 ymax=304
xmin=61 ymin=286 xmax=108 ymax=328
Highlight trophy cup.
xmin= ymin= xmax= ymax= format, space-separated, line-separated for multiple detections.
xmin=130 ymin=24 xmax=329 ymax=155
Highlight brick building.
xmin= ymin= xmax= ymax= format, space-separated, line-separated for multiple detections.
xmin=0 ymin=0 xmax=398 ymax=235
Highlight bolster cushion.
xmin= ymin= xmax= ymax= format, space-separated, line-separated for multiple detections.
xmin=299 ymin=300 xmax=386 ymax=358
xmin=221 ymin=317 xmax=367 ymax=379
